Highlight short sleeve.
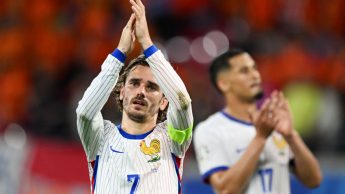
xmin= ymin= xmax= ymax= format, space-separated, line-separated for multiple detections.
xmin=193 ymin=125 xmax=229 ymax=183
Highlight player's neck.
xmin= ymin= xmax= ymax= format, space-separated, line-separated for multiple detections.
xmin=121 ymin=113 xmax=157 ymax=135
xmin=224 ymin=95 xmax=257 ymax=123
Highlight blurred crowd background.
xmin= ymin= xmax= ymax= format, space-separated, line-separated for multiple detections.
xmin=0 ymin=0 xmax=344 ymax=193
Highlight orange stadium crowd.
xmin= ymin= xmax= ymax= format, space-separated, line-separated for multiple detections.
xmin=0 ymin=0 xmax=344 ymax=152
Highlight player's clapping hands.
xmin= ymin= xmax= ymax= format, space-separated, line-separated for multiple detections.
xmin=130 ymin=0 xmax=153 ymax=50
xmin=249 ymin=92 xmax=279 ymax=138
xmin=117 ymin=0 xmax=153 ymax=53
xmin=250 ymin=90 xmax=295 ymax=140
xmin=117 ymin=14 xmax=136 ymax=55
xmin=271 ymin=91 xmax=294 ymax=139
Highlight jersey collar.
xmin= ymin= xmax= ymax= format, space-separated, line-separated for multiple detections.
xmin=116 ymin=125 xmax=154 ymax=139
xmin=220 ymin=111 xmax=253 ymax=126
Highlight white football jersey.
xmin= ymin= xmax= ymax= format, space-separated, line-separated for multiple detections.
xmin=194 ymin=111 xmax=293 ymax=194
xmin=76 ymin=46 xmax=193 ymax=194
xmin=88 ymin=120 xmax=187 ymax=194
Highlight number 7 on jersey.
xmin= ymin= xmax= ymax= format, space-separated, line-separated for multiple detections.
xmin=127 ymin=174 xmax=140 ymax=194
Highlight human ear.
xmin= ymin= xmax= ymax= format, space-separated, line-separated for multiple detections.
xmin=159 ymin=97 xmax=168 ymax=111
xmin=120 ymin=87 xmax=124 ymax=100
xmin=217 ymin=78 xmax=231 ymax=93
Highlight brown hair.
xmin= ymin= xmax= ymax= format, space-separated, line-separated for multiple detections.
xmin=113 ymin=55 xmax=168 ymax=123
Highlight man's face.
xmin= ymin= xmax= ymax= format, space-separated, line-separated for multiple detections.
xmin=219 ymin=53 xmax=263 ymax=102
xmin=120 ymin=65 xmax=168 ymax=123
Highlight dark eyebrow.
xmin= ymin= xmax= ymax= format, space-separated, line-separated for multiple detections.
xmin=128 ymin=78 xmax=142 ymax=83
xmin=147 ymin=81 xmax=160 ymax=89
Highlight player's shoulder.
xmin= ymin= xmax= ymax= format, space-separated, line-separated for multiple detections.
xmin=156 ymin=120 xmax=168 ymax=128
xmin=196 ymin=112 xmax=224 ymax=130
xmin=152 ymin=120 xmax=168 ymax=136
xmin=194 ymin=112 xmax=224 ymax=137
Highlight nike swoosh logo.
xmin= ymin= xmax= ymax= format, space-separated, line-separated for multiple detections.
xmin=110 ymin=145 xmax=124 ymax=153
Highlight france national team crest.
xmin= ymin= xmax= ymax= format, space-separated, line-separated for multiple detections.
xmin=140 ymin=139 xmax=161 ymax=163
xmin=272 ymin=134 xmax=287 ymax=155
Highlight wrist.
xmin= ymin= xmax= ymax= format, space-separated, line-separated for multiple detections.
xmin=143 ymin=45 xmax=158 ymax=58
xmin=117 ymin=46 xmax=127 ymax=55
xmin=112 ymin=49 xmax=126 ymax=63
xmin=140 ymin=37 xmax=153 ymax=50
xmin=254 ymin=133 xmax=268 ymax=142
xmin=285 ymin=130 xmax=298 ymax=143
xmin=253 ymin=134 xmax=267 ymax=151
xmin=255 ymin=127 xmax=272 ymax=139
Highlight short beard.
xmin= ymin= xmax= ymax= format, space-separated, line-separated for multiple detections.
xmin=244 ymin=90 xmax=264 ymax=103
xmin=254 ymin=90 xmax=264 ymax=101
xmin=127 ymin=111 xmax=146 ymax=123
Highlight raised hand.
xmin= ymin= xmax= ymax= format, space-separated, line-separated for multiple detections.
xmin=117 ymin=14 xmax=136 ymax=55
xmin=249 ymin=95 xmax=278 ymax=139
xmin=272 ymin=92 xmax=294 ymax=138
xmin=130 ymin=0 xmax=153 ymax=50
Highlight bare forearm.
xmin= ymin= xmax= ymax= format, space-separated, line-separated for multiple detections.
xmin=287 ymin=131 xmax=322 ymax=187
xmin=213 ymin=135 xmax=266 ymax=194
xmin=140 ymin=37 xmax=153 ymax=50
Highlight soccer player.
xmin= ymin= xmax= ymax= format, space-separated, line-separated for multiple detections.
xmin=76 ymin=0 xmax=193 ymax=193
xmin=193 ymin=49 xmax=322 ymax=194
